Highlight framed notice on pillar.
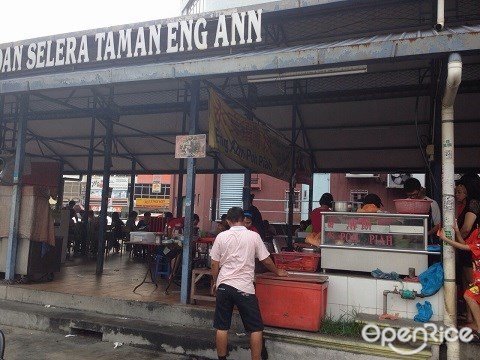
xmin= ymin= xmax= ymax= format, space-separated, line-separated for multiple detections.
xmin=175 ymin=134 xmax=207 ymax=158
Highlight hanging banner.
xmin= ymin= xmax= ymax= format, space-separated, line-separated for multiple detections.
xmin=208 ymin=89 xmax=312 ymax=184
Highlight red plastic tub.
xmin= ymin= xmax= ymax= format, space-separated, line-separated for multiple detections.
xmin=256 ymin=273 xmax=328 ymax=331
xmin=272 ymin=252 xmax=320 ymax=272
xmin=394 ymin=199 xmax=432 ymax=214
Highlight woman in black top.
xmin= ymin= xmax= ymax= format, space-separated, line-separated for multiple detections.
xmin=457 ymin=173 xmax=480 ymax=323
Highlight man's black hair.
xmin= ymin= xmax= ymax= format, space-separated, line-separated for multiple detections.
xmin=319 ymin=193 xmax=334 ymax=208
xmin=404 ymin=178 xmax=421 ymax=193
xmin=226 ymin=207 xmax=245 ymax=223
xmin=221 ymin=214 xmax=227 ymax=220
xmin=144 ymin=211 xmax=152 ymax=217
xmin=128 ymin=211 xmax=138 ymax=218
xmin=164 ymin=212 xmax=173 ymax=219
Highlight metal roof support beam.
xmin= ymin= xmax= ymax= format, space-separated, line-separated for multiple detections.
xmin=31 ymin=92 xmax=92 ymax=115
xmin=5 ymin=94 xmax=28 ymax=281
xmin=95 ymin=116 xmax=148 ymax=171
xmin=180 ymin=79 xmax=200 ymax=305
xmin=96 ymin=115 xmax=113 ymax=275
xmin=26 ymin=129 xmax=78 ymax=172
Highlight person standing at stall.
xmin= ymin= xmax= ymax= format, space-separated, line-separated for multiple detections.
xmin=247 ymin=194 xmax=264 ymax=239
xmin=438 ymin=224 xmax=480 ymax=338
xmin=166 ymin=214 xmax=200 ymax=237
xmin=404 ymin=178 xmax=441 ymax=239
xmin=310 ymin=193 xmax=334 ymax=233
xmin=210 ymin=207 xmax=288 ymax=360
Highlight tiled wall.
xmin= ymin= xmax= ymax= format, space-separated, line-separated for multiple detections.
xmin=326 ymin=274 xmax=444 ymax=322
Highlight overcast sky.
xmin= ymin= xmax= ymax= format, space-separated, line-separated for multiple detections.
xmin=0 ymin=0 xmax=181 ymax=44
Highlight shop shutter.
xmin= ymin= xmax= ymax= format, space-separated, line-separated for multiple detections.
xmin=218 ymin=174 xmax=244 ymax=216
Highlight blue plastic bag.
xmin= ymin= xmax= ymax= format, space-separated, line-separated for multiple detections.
xmin=414 ymin=301 xmax=433 ymax=323
xmin=419 ymin=262 xmax=444 ymax=296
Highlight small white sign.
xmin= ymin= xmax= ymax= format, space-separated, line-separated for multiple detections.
xmin=175 ymin=134 xmax=207 ymax=158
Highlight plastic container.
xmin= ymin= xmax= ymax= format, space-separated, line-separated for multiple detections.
xmin=130 ymin=231 xmax=155 ymax=243
xmin=255 ymin=273 xmax=328 ymax=331
xmin=394 ymin=199 xmax=432 ymax=214
xmin=272 ymin=252 xmax=320 ymax=272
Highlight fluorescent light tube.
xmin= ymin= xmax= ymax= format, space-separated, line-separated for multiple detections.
xmin=247 ymin=65 xmax=367 ymax=83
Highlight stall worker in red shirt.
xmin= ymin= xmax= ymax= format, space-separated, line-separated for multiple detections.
xmin=310 ymin=193 xmax=334 ymax=233
xmin=439 ymin=223 xmax=480 ymax=339
xmin=167 ymin=214 xmax=200 ymax=237
xmin=243 ymin=211 xmax=259 ymax=234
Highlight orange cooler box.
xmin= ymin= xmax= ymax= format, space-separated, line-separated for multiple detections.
xmin=255 ymin=273 xmax=328 ymax=332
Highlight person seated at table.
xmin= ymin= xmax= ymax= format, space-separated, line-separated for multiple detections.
xmin=215 ymin=214 xmax=230 ymax=235
xmin=137 ymin=211 xmax=152 ymax=231
xmin=162 ymin=212 xmax=174 ymax=233
xmin=358 ymin=193 xmax=384 ymax=213
xmin=295 ymin=220 xmax=308 ymax=237
xmin=167 ymin=214 xmax=200 ymax=237
xmin=125 ymin=211 xmax=138 ymax=233
xmin=244 ymin=212 xmax=259 ymax=234
xmin=110 ymin=212 xmax=125 ymax=253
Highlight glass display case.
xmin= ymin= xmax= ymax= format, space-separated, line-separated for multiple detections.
xmin=320 ymin=212 xmax=437 ymax=275
xmin=321 ymin=212 xmax=429 ymax=253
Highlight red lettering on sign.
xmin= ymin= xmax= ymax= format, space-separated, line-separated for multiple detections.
xmin=358 ymin=218 xmax=372 ymax=230
xmin=368 ymin=234 xmax=394 ymax=247
xmin=347 ymin=218 xmax=358 ymax=230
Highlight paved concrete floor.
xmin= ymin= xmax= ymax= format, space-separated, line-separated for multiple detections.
xmin=1 ymin=325 xmax=195 ymax=360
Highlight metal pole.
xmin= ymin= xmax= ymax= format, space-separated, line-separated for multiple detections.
xmin=84 ymin=109 xmax=96 ymax=213
xmin=180 ymin=80 xmax=199 ymax=305
xmin=128 ymin=160 xmax=136 ymax=214
xmin=243 ymin=169 xmax=251 ymax=210
xmin=287 ymin=84 xmax=298 ymax=250
xmin=5 ymin=94 xmax=28 ymax=281
xmin=0 ymin=95 xmax=4 ymax=150
xmin=176 ymin=96 xmax=188 ymax=217
xmin=211 ymin=158 xmax=218 ymax=221
xmin=55 ymin=162 xmax=65 ymax=211
xmin=308 ymin=170 xmax=314 ymax=215
xmin=96 ymin=116 xmax=113 ymax=275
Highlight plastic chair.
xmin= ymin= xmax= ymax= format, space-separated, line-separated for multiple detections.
xmin=152 ymin=250 xmax=171 ymax=281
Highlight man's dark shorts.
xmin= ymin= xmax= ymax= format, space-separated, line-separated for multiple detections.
xmin=213 ymin=283 xmax=264 ymax=333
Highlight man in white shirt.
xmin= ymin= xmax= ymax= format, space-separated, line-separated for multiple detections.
xmin=210 ymin=207 xmax=288 ymax=360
